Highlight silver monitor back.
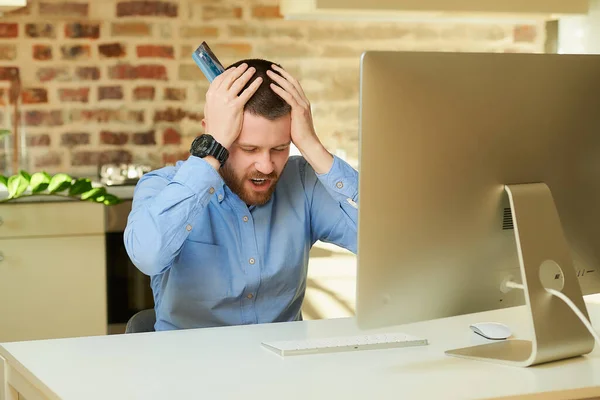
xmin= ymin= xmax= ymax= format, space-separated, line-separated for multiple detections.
xmin=356 ymin=51 xmax=600 ymax=330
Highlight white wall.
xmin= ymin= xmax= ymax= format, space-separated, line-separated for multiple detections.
xmin=558 ymin=0 xmax=600 ymax=54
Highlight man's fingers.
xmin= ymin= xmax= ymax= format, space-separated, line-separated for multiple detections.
xmin=270 ymin=64 xmax=308 ymax=102
xmin=211 ymin=64 xmax=243 ymax=90
xmin=269 ymin=83 xmax=298 ymax=108
xmin=237 ymin=77 xmax=263 ymax=105
xmin=229 ymin=67 xmax=257 ymax=96
xmin=266 ymin=70 xmax=306 ymax=107
xmin=221 ymin=63 xmax=250 ymax=90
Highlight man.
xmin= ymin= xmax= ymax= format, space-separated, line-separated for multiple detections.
xmin=124 ymin=59 xmax=359 ymax=331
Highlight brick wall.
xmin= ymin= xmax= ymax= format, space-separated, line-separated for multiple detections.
xmin=0 ymin=0 xmax=546 ymax=176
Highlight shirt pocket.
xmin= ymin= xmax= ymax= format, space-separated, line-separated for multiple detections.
xmin=172 ymin=240 xmax=232 ymax=302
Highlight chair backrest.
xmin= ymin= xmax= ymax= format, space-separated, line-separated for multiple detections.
xmin=125 ymin=309 xmax=156 ymax=333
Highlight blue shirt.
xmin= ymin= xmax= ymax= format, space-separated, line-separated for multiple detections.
xmin=124 ymin=154 xmax=359 ymax=331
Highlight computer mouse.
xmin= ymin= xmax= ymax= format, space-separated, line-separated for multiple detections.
xmin=469 ymin=322 xmax=512 ymax=340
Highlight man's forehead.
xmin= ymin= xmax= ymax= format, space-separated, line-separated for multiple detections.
xmin=237 ymin=113 xmax=291 ymax=147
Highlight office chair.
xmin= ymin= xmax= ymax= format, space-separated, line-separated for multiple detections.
xmin=125 ymin=309 xmax=156 ymax=333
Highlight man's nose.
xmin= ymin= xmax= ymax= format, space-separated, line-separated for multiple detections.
xmin=255 ymin=152 xmax=274 ymax=175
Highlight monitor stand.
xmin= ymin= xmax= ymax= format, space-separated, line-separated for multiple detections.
xmin=445 ymin=183 xmax=595 ymax=367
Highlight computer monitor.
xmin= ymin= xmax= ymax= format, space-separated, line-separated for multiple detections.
xmin=355 ymin=51 xmax=600 ymax=367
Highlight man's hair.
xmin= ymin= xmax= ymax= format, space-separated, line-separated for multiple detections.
xmin=227 ymin=59 xmax=292 ymax=120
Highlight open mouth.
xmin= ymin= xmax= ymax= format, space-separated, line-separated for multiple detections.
xmin=248 ymin=177 xmax=272 ymax=192
xmin=250 ymin=178 xmax=268 ymax=186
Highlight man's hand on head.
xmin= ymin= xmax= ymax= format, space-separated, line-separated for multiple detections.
xmin=203 ymin=63 xmax=263 ymax=150
xmin=267 ymin=65 xmax=334 ymax=174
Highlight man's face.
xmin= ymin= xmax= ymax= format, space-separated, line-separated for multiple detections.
xmin=220 ymin=111 xmax=292 ymax=206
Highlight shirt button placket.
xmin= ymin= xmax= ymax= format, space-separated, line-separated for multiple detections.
xmin=239 ymin=208 xmax=259 ymax=324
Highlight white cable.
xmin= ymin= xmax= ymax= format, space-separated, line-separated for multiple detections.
xmin=504 ymin=280 xmax=600 ymax=346
xmin=546 ymin=288 xmax=600 ymax=346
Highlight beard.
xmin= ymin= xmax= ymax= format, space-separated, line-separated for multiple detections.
xmin=220 ymin=163 xmax=279 ymax=206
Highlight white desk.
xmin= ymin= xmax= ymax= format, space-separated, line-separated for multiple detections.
xmin=2 ymin=296 xmax=600 ymax=400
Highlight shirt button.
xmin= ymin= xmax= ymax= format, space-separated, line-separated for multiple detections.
xmin=218 ymin=194 xmax=223 ymax=201
xmin=242 ymin=216 xmax=249 ymax=222
xmin=247 ymin=293 xmax=253 ymax=299
xmin=209 ymin=187 xmax=215 ymax=194
xmin=249 ymin=258 xmax=255 ymax=265
xmin=336 ymin=181 xmax=344 ymax=189
xmin=186 ymin=224 xmax=192 ymax=231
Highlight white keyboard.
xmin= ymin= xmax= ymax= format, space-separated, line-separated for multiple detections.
xmin=261 ymin=333 xmax=428 ymax=357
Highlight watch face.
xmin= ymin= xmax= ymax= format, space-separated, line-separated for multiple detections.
xmin=193 ymin=134 xmax=214 ymax=155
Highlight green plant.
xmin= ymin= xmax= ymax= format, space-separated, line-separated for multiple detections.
xmin=0 ymin=170 xmax=122 ymax=205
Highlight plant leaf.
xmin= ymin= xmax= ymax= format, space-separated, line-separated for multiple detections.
xmin=81 ymin=187 xmax=106 ymax=201
xmin=30 ymin=172 xmax=51 ymax=194
xmin=19 ymin=170 xmax=31 ymax=182
xmin=0 ymin=175 xmax=7 ymax=189
xmin=7 ymin=175 xmax=29 ymax=199
xmin=0 ymin=129 xmax=10 ymax=137
xmin=69 ymin=178 xmax=93 ymax=196
xmin=101 ymin=194 xmax=122 ymax=205
xmin=48 ymin=173 xmax=73 ymax=194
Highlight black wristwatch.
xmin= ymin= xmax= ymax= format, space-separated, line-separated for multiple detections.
xmin=189 ymin=134 xmax=229 ymax=166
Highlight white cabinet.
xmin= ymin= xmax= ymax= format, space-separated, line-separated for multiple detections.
xmin=0 ymin=202 xmax=107 ymax=342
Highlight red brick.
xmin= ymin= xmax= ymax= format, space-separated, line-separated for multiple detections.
xmin=65 ymin=23 xmax=100 ymax=39
xmin=99 ymin=43 xmax=126 ymax=58
xmin=98 ymin=86 xmax=123 ymax=101
xmin=180 ymin=26 xmax=218 ymax=39
xmin=154 ymin=107 xmax=185 ymax=123
xmin=33 ymin=45 xmax=53 ymax=61
xmin=111 ymin=22 xmax=151 ymax=36
xmin=27 ymin=134 xmax=51 ymax=147
xmin=132 ymin=130 xmax=156 ymax=145
xmin=61 ymin=45 xmax=91 ymax=60
xmin=203 ymin=6 xmax=242 ymax=20
xmin=137 ymin=65 xmax=168 ymax=80
xmin=61 ymin=132 xmax=90 ymax=147
xmin=72 ymin=150 xmax=133 ymax=166
xmin=162 ymin=151 xmax=189 ymax=165
xmin=25 ymin=110 xmax=63 ymax=127
xmin=109 ymin=64 xmax=167 ymax=80
xmin=35 ymin=152 xmax=62 ymax=168
xmin=0 ymin=24 xmax=18 ymax=38
xmin=213 ymin=43 xmax=252 ymax=57
xmin=136 ymin=45 xmax=174 ymax=59
xmin=4 ymin=4 xmax=31 ymax=16
xmin=100 ymin=131 xmax=129 ymax=145
xmin=154 ymin=107 xmax=202 ymax=123
xmin=70 ymin=109 xmax=144 ymax=124
xmin=0 ymin=67 xmax=18 ymax=81
xmin=252 ymin=6 xmax=281 ymax=19
xmin=133 ymin=86 xmax=155 ymax=101
xmin=164 ymin=87 xmax=186 ymax=101
xmin=108 ymin=64 xmax=135 ymax=79
xmin=22 ymin=88 xmax=48 ymax=104
xmin=25 ymin=24 xmax=55 ymax=38
xmin=59 ymin=88 xmax=89 ymax=103
xmin=40 ymin=2 xmax=89 ymax=17
xmin=0 ymin=45 xmax=16 ymax=61
xmin=514 ymin=25 xmax=537 ymax=43
xmin=37 ymin=67 xmax=70 ymax=82
xmin=117 ymin=1 xmax=178 ymax=17
xmin=163 ymin=127 xmax=181 ymax=145
xmin=75 ymin=67 xmax=100 ymax=81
